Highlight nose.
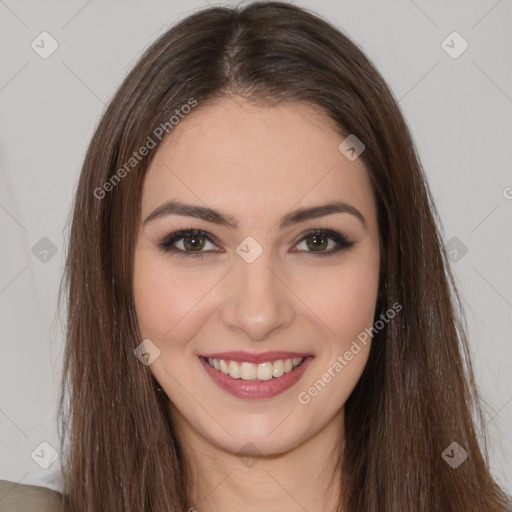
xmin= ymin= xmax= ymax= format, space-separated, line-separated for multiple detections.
xmin=220 ymin=250 xmax=296 ymax=341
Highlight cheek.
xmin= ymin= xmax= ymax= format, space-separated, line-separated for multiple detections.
xmin=295 ymin=257 xmax=379 ymax=414
xmin=298 ymin=251 xmax=380 ymax=348
xmin=133 ymin=250 xmax=209 ymax=340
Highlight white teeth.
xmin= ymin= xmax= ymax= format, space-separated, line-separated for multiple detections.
xmin=206 ymin=357 xmax=305 ymax=381
xmin=272 ymin=359 xmax=284 ymax=377
xmin=240 ymin=362 xmax=256 ymax=380
xmin=208 ymin=357 xmax=220 ymax=371
xmin=257 ymin=362 xmax=273 ymax=381
xmin=219 ymin=359 xmax=229 ymax=374
xmin=228 ymin=360 xmax=241 ymax=379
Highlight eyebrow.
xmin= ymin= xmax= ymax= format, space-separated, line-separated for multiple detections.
xmin=143 ymin=199 xmax=367 ymax=230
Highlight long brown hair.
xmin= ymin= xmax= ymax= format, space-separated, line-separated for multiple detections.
xmin=57 ymin=2 xmax=511 ymax=510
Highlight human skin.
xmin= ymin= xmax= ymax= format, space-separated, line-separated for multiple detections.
xmin=133 ymin=97 xmax=380 ymax=511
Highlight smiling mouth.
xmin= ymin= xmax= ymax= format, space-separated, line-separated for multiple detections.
xmin=199 ymin=355 xmax=314 ymax=399
xmin=202 ymin=356 xmax=305 ymax=381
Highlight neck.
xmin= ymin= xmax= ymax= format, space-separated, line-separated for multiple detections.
xmin=172 ymin=405 xmax=345 ymax=512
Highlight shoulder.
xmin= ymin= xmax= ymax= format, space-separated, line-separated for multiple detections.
xmin=0 ymin=479 xmax=62 ymax=511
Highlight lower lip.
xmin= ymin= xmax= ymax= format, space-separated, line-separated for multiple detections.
xmin=199 ymin=356 xmax=314 ymax=399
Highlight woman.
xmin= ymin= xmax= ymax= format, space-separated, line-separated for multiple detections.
xmin=2 ymin=1 xmax=510 ymax=511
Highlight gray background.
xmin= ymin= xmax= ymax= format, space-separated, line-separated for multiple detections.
xmin=0 ymin=0 xmax=511 ymax=495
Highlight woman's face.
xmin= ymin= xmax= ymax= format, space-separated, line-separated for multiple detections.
xmin=133 ymin=97 xmax=380 ymax=456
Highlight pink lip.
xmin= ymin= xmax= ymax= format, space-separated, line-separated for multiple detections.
xmin=199 ymin=355 xmax=314 ymax=400
xmin=198 ymin=350 xmax=313 ymax=364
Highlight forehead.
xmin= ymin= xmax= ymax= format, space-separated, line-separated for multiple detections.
xmin=142 ymin=97 xmax=376 ymax=230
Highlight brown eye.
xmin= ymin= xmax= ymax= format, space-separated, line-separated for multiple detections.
xmin=293 ymin=229 xmax=355 ymax=257
xmin=158 ymin=229 xmax=219 ymax=256
xmin=304 ymin=233 xmax=329 ymax=251
xmin=158 ymin=228 xmax=355 ymax=259
xmin=182 ymin=232 xmax=207 ymax=251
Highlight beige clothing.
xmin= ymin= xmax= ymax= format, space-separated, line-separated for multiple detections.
xmin=0 ymin=479 xmax=62 ymax=512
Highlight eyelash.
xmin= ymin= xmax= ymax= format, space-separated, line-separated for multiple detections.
xmin=156 ymin=226 xmax=356 ymax=259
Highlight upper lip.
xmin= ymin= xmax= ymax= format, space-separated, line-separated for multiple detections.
xmin=199 ymin=351 xmax=313 ymax=364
